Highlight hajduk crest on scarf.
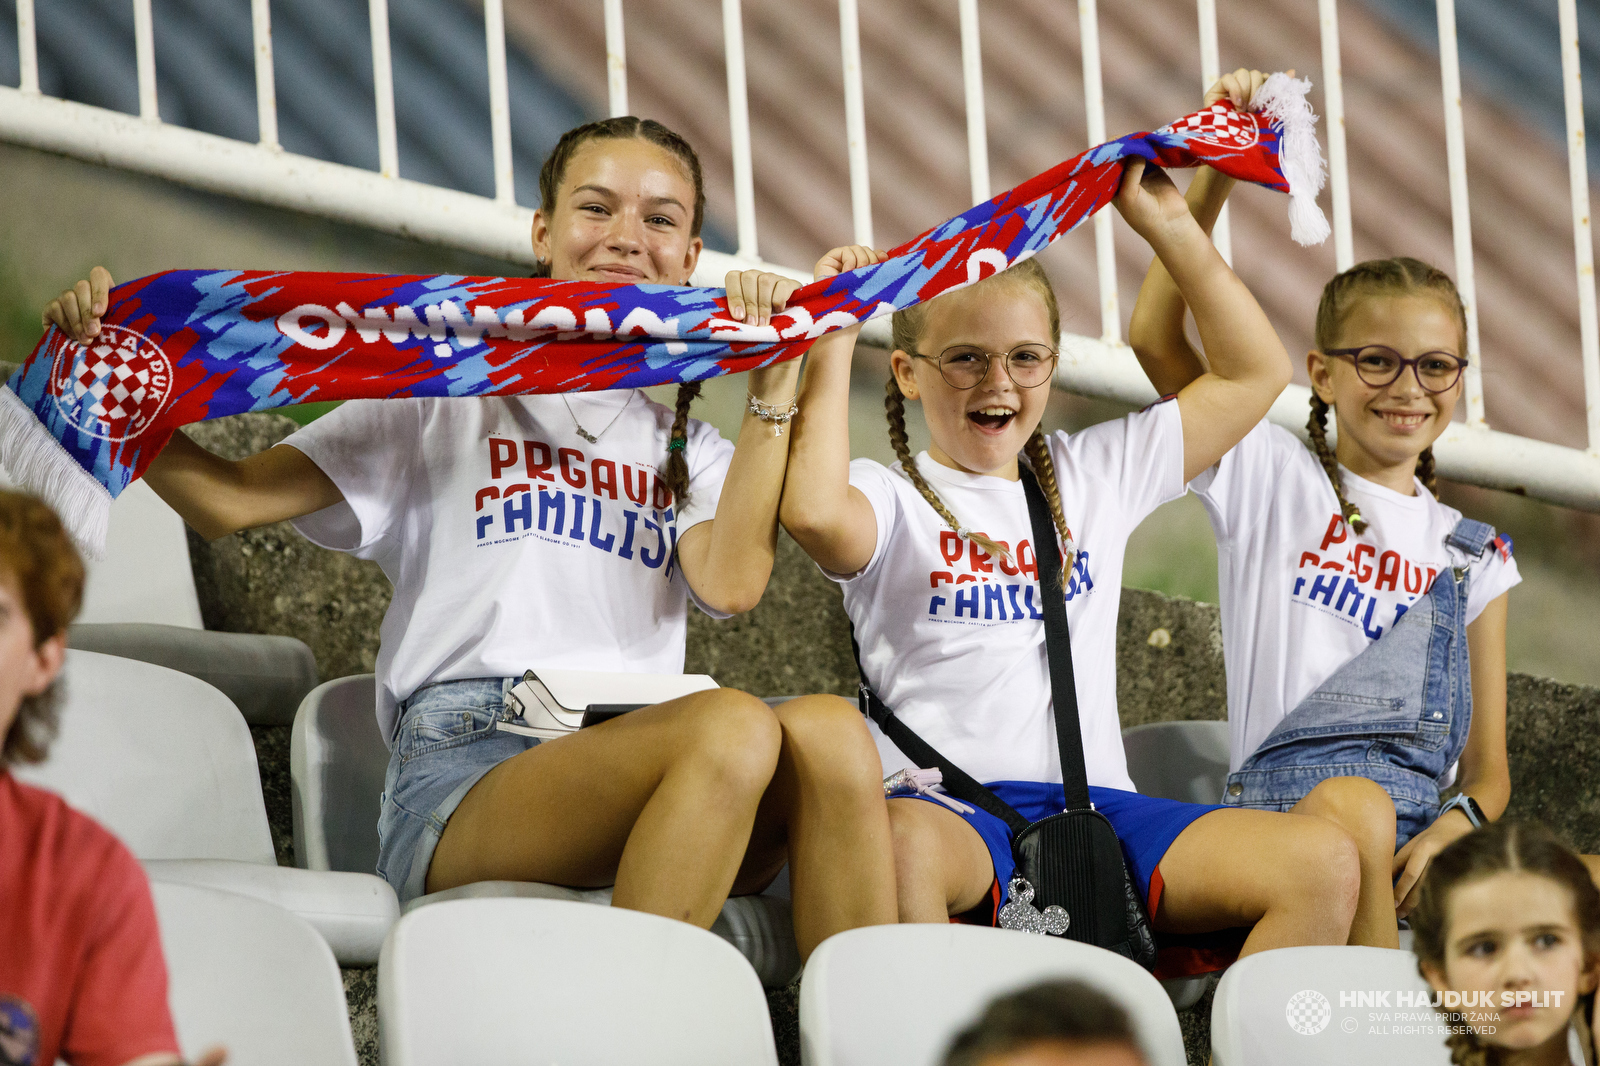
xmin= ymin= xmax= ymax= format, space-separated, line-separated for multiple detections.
xmin=0 ymin=73 xmax=1328 ymax=557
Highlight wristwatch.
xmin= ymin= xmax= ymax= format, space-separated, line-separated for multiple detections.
xmin=1440 ymin=793 xmax=1486 ymax=829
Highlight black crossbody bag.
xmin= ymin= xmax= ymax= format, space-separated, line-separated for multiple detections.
xmin=856 ymin=465 xmax=1157 ymax=969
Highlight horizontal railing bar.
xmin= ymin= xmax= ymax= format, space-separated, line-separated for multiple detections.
xmin=1053 ymin=336 xmax=1600 ymax=513
xmin=5 ymin=88 xmax=1596 ymax=512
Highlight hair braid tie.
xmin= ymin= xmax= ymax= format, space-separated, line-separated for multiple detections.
xmin=883 ymin=376 xmax=1009 ymax=561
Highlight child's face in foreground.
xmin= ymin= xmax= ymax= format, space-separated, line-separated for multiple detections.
xmin=0 ymin=570 xmax=57 ymax=740
xmin=532 ymin=137 xmax=702 ymax=286
xmin=1424 ymin=871 xmax=1598 ymax=1054
xmin=978 ymin=1039 xmax=1146 ymax=1066
xmin=1309 ymin=292 xmax=1463 ymax=478
xmin=892 ymin=281 xmax=1053 ymax=479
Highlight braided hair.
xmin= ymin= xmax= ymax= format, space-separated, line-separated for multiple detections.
xmin=534 ymin=116 xmax=708 ymax=507
xmin=1310 ymin=257 xmax=1464 ymax=533
xmin=1409 ymin=821 xmax=1600 ymax=1066
xmin=886 ymin=259 xmax=1074 ymax=580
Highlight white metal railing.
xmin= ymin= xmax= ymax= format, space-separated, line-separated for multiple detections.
xmin=2 ymin=0 xmax=1598 ymax=512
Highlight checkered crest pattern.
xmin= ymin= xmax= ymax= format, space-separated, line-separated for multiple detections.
xmin=76 ymin=338 xmax=155 ymax=424
xmin=1160 ymin=103 xmax=1261 ymax=149
xmin=1284 ymin=989 xmax=1332 ymax=1035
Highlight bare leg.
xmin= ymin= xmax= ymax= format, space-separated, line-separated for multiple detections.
xmin=1290 ymin=776 xmax=1399 ymax=948
xmin=428 ymin=688 xmax=782 ymax=927
xmin=733 ymin=696 xmax=898 ymax=959
xmin=884 ymin=797 xmax=994 ymax=923
xmin=1153 ymin=808 xmax=1360 ymax=956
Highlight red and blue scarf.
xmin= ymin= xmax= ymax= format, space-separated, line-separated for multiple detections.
xmin=1 ymin=75 xmax=1326 ymax=554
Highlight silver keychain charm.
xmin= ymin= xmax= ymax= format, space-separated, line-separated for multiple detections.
xmin=997 ymin=876 xmax=1070 ymax=936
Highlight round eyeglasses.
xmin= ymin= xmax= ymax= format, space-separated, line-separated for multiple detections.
xmin=1323 ymin=345 xmax=1468 ymax=394
xmin=913 ymin=343 xmax=1059 ymax=390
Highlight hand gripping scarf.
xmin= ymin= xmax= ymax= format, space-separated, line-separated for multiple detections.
xmin=0 ymin=73 xmax=1328 ymax=556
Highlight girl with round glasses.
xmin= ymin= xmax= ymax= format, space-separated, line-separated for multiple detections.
xmin=1129 ymin=68 xmax=1521 ymax=951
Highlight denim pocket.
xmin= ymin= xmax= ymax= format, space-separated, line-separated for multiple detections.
xmin=397 ymin=707 xmax=499 ymax=764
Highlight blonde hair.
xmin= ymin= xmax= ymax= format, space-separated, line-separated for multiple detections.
xmin=1310 ymin=257 xmax=1466 ymax=534
xmin=885 ymin=259 xmax=1074 ymax=579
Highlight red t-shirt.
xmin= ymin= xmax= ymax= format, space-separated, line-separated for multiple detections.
xmin=0 ymin=772 xmax=179 ymax=1066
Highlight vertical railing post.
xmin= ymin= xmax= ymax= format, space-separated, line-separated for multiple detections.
xmin=1318 ymin=0 xmax=1354 ymax=271
xmin=1559 ymin=0 xmax=1600 ymax=456
xmin=1436 ymin=0 xmax=1485 ymax=426
xmin=16 ymin=0 xmax=38 ymax=94
xmin=1079 ymin=0 xmax=1119 ymax=344
xmin=604 ymin=0 xmax=628 ymax=118
xmin=484 ymin=0 xmax=514 ymax=204
xmin=958 ymin=0 xmax=989 ymax=204
xmin=1195 ymin=0 xmax=1231 ymax=265
xmin=722 ymin=0 xmax=758 ymax=259
xmin=251 ymin=0 xmax=279 ymax=149
xmin=133 ymin=0 xmax=158 ymax=121
xmin=370 ymin=0 xmax=399 ymax=179
xmin=839 ymin=0 xmax=873 ymax=247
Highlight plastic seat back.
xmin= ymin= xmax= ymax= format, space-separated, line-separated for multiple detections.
xmin=379 ymin=898 xmax=779 ymax=1066
xmin=801 ymin=924 xmax=1186 ymax=1066
xmin=291 ymin=674 xmax=386 ymax=872
xmin=15 ymin=650 xmax=275 ymax=863
xmin=1211 ymin=945 xmax=1451 ymax=1064
xmin=1122 ymin=720 xmax=1231 ymax=805
xmin=78 ymin=480 xmax=204 ymax=628
xmin=153 ymin=881 xmax=358 ymax=1066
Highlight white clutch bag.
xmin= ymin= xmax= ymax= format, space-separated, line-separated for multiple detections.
xmin=499 ymin=668 xmax=719 ymax=739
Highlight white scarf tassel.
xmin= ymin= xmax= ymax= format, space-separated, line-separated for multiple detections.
xmin=1251 ymin=72 xmax=1332 ymax=248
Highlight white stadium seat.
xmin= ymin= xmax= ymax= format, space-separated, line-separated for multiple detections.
xmin=1122 ymin=720 xmax=1232 ymax=806
xmin=800 ymin=924 xmax=1187 ymax=1066
xmin=1211 ymin=945 xmax=1451 ymax=1065
xmin=77 ymin=479 xmax=205 ymax=629
xmin=379 ymin=897 xmax=779 ymax=1066
xmin=1121 ymin=718 xmax=1233 ymax=1010
xmin=153 ymin=881 xmax=358 ymax=1066
xmin=292 ymin=673 xmax=801 ymax=985
xmin=16 ymin=650 xmax=397 ymax=965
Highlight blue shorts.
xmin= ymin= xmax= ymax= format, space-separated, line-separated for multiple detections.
xmin=899 ymin=782 xmax=1226 ymax=919
xmin=376 ymin=677 xmax=539 ymax=904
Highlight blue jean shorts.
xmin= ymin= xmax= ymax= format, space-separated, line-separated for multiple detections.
xmin=376 ymin=677 xmax=539 ymax=903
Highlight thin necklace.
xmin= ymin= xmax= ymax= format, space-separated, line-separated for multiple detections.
xmin=562 ymin=390 xmax=634 ymax=444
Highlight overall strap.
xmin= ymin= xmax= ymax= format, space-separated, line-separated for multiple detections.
xmin=1018 ymin=464 xmax=1093 ymax=813
xmin=1444 ymin=517 xmax=1497 ymax=558
xmin=849 ymin=628 xmax=1030 ymax=836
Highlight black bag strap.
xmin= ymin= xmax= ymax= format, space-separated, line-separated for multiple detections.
xmin=1017 ymin=464 xmax=1092 ymax=812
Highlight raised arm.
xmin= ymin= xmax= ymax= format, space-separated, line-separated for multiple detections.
xmin=43 ymin=269 xmax=344 ymax=540
xmin=1127 ymin=69 xmax=1283 ymax=404
xmin=674 ymin=263 xmax=820 ymax=613
xmin=1114 ymin=158 xmax=1292 ymax=483
xmin=777 ymin=247 xmax=886 ymax=576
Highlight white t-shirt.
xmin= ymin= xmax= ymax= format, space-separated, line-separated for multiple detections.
xmin=281 ymin=390 xmax=734 ymax=743
xmin=833 ymin=400 xmax=1187 ymax=791
xmin=1191 ymin=421 xmax=1521 ymax=771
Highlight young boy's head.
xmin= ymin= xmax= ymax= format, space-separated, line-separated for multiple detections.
xmin=0 ymin=490 xmax=84 ymax=768
xmin=941 ymin=979 xmax=1148 ymax=1066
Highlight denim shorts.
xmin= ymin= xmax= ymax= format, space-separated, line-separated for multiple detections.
xmin=376 ymin=677 xmax=540 ymax=904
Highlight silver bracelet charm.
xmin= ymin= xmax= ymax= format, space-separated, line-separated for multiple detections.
xmin=747 ymin=393 xmax=799 ymax=436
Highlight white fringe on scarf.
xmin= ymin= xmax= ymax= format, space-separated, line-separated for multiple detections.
xmin=1252 ymin=71 xmax=1332 ymax=247
xmin=0 ymin=384 xmax=112 ymax=559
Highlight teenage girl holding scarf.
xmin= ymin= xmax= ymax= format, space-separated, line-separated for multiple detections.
xmin=1128 ymin=70 xmax=1521 ymax=949
xmin=42 ymin=117 xmax=897 ymax=958
xmin=779 ymin=153 xmax=1365 ymax=952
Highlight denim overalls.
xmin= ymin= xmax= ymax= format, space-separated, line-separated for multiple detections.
xmin=1220 ymin=519 xmax=1498 ymax=849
